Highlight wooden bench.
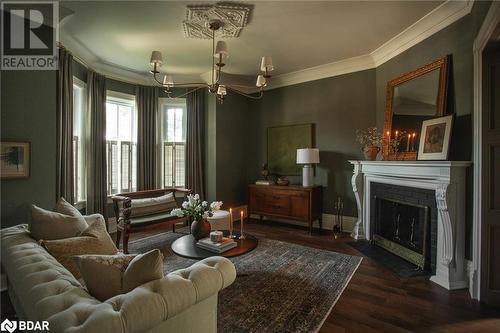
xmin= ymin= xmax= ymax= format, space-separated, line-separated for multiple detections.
xmin=112 ymin=188 xmax=191 ymax=253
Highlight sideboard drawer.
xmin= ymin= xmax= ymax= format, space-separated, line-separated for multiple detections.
xmin=248 ymin=184 xmax=322 ymax=234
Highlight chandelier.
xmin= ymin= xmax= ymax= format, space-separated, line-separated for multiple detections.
xmin=148 ymin=19 xmax=274 ymax=102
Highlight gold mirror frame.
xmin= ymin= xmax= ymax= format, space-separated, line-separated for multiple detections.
xmin=383 ymin=55 xmax=449 ymax=160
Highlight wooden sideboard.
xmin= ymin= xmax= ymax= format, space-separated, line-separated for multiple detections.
xmin=248 ymin=184 xmax=322 ymax=233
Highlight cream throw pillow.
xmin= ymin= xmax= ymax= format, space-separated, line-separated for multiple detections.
xmin=54 ymin=197 xmax=83 ymax=217
xmin=40 ymin=218 xmax=118 ymax=279
xmin=30 ymin=202 xmax=88 ymax=241
xmin=74 ymin=249 xmax=164 ymax=301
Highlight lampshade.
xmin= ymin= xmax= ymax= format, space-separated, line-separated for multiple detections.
xmin=150 ymin=51 xmax=163 ymax=66
xmin=217 ymin=85 xmax=227 ymax=95
xmin=260 ymin=56 xmax=274 ymax=72
xmin=214 ymin=41 xmax=228 ymax=58
xmin=163 ymin=75 xmax=173 ymax=86
xmin=256 ymin=74 xmax=267 ymax=87
xmin=296 ymin=148 xmax=320 ymax=164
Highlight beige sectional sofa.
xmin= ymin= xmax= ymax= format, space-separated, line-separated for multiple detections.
xmin=0 ymin=214 xmax=236 ymax=333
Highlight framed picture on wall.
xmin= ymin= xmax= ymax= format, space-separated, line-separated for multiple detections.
xmin=267 ymin=123 xmax=314 ymax=175
xmin=1 ymin=141 xmax=31 ymax=179
xmin=417 ymin=115 xmax=453 ymax=160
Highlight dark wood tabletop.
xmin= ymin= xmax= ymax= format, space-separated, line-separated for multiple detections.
xmin=171 ymin=232 xmax=258 ymax=260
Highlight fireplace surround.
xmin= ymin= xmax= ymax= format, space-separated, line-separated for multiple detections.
xmin=349 ymin=160 xmax=471 ymax=290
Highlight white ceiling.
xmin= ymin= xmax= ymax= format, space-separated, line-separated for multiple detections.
xmin=60 ymin=1 xmax=447 ymax=84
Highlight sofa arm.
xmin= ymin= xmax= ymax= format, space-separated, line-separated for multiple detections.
xmin=107 ymin=256 xmax=236 ymax=333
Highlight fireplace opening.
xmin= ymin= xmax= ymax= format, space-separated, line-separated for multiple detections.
xmin=373 ymin=197 xmax=430 ymax=270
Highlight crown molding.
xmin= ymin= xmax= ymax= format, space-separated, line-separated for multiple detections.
xmin=62 ymin=0 xmax=473 ymax=89
xmin=370 ymin=0 xmax=473 ymax=67
xmin=268 ymin=54 xmax=375 ymax=90
xmin=268 ymin=0 xmax=473 ymax=90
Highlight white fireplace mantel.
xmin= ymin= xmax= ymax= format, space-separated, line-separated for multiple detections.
xmin=349 ymin=160 xmax=471 ymax=290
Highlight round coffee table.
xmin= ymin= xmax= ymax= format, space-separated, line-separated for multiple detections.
xmin=171 ymin=232 xmax=258 ymax=260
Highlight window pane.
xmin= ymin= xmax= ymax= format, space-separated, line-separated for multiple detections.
xmin=106 ymin=103 xmax=118 ymax=141
xmin=118 ymin=105 xmax=132 ymax=141
xmin=131 ymin=143 xmax=137 ymax=191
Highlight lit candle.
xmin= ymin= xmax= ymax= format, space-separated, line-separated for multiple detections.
xmin=395 ymin=131 xmax=399 ymax=152
xmin=229 ymin=208 xmax=233 ymax=237
xmin=407 ymin=134 xmax=411 ymax=152
xmin=412 ymin=133 xmax=416 ymax=152
xmin=240 ymin=211 xmax=243 ymax=238
xmin=386 ymin=131 xmax=391 ymax=155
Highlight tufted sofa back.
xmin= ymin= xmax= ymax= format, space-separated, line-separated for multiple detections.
xmin=0 ymin=216 xmax=236 ymax=333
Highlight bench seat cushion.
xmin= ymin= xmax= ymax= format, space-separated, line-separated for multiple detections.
xmin=129 ymin=212 xmax=181 ymax=226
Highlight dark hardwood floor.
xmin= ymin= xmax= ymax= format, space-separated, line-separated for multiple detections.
xmin=127 ymin=219 xmax=500 ymax=333
xmin=2 ymin=219 xmax=498 ymax=332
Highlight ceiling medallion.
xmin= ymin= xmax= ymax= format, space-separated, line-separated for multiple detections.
xmin=182 ymin=2 xmax=252 ymax=39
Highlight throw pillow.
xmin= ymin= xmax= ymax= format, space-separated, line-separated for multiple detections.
xmin=40 ymin=218 xmax=118 ymax=279
xmin=30 ymin=204 xmax=88 ymax=241
xmin=74 ymin=249 xmax=164 ymax=301
xmin=54 ymin=197 xmax=83 ymax=217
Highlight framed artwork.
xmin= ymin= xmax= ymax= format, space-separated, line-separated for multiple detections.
xmin=417 ymin=115 xmax=453 ymax=160
xmin=1 ymin=141 xmax=31 ymax=179
xmin=267 ymin=123 xmax=314 ymax=175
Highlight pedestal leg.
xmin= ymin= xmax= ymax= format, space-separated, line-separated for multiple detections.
xmin=350 ymin=163 xmax=365 ymax=239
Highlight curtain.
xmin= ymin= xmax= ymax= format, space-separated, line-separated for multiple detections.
xmin=136 ymin=85 xmax=159 ymax=190
xmin=86 ymin=70 xmax=108 ymax=222
xmin=186 ymin=89 xmax=206 ymax=198
xmin=56 ymin=48 xmax=74 ymax=203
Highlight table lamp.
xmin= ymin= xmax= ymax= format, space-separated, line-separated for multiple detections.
xmin=296 ymin=148 xmax=320 ymax=187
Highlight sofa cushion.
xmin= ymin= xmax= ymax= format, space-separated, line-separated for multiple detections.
xmin=74 ymin=249 xmax=164 ymax=301
xmin=40 ymin=218 xmax=118 ymax=279
xmin=30 ymin=204 xmax=88 ymax=241
xmin=130 ymin=193 xmax=177 ymax=217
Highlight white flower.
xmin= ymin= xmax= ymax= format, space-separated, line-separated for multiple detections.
xmin=202 ymin=211 xmax=210 ymax=219
xmin=182 ymin=201 xmax=189 ymax=209
xmin=210 ymin=201 xmax=223 ymax=211
xmin=194 ymin=194 xmax=200 ymax=201
xmin=171 ymin=208 xmax=184 ymax=217
xmin=202 ymin=201 xmax=208 ymax=207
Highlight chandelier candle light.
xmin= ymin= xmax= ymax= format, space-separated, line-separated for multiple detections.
xmin=229 ymin=208 xmax=236 ymax=239
xmin=148 ymin=19 xmax=274 ymax=103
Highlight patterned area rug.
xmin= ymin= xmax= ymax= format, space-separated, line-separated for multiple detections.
xmin=129 ymin=231 xmax=362 ymax=333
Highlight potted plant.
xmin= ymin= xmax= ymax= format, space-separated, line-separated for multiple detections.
xmin=171 ymin=194 xmax=223 ymax=240
xmin=356 ymin=127 xmax=383 ymax=161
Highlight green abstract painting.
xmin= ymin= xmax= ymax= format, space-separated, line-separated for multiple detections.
xmin=267 ymin=124 xmax=314 ymax=176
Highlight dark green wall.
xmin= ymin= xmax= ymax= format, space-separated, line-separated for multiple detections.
xmin=215 ymin=93 xmax=252 ymax=207
xmin=249 ymin=70 xmax=376 ymax=216
xmin=374 ymin=1 xmax=491 ymax=259
xmin=1 ymin=71 xmax=57 ymax=227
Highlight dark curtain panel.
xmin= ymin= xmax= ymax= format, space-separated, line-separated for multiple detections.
xmin=186 ymin=89 xmax=206 ymax=198
xmin=86 ymin=70 xmax=108 ymax=222
xmin=56 ymin=48 xmax=74 ymax=203
xmin=136 ymin=85 xmax=159 ymax=190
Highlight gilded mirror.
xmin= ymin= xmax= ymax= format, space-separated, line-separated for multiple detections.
xmin=383 ymin=55 xmax=449 ymax=160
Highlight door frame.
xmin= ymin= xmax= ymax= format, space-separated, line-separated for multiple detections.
xmin=472 ymin=1 xmax=500 ymax=301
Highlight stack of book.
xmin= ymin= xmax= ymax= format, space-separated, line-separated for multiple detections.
xmin=196 ymin=237 xmax=237 ymax=253
xmin=255 ymin=180 xmax=275 ymax=185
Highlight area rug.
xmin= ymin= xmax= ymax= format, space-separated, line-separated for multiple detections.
xmin=129 ymin=231 xmax=362 ymax=333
